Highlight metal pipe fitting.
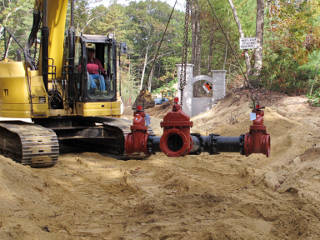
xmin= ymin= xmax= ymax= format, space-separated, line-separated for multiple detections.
xmin=124 ymin=102 xmax=270 ymax=158
xmin=244 ymin=106 xmax=270 ymax=157
xmin=159 ymin=98 xmax=193 ymax=157
xmin=125 ymin=106 xmax=150 ymax=157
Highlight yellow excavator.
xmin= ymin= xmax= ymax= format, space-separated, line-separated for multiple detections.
xmin=0 ymin=0 xmax=271 ymax=167
xmin=0 ymin=0 xmax=129 ymax=167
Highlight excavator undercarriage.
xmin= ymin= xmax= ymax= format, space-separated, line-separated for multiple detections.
xmin=34 ymin=116 xmax=131 ymax=155
xmin=0 ymin=117 xmax=134 ymax=167
xmin=0 ymin=122 xmax=59 ymax=167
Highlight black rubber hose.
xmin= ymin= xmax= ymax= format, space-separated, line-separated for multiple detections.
xmin=41 ymin=27 xmax=49 ymax=92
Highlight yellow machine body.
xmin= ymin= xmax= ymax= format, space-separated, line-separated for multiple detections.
xmin=47 ymin=0 xmax=68 ymax=80
xmin=0 ymin=0 xmax=121 ymax=119
xmin=0 ymin=60 xmax=121 ymax=118
xmin=0 ymin=60 xmax=47 ymax=118
xmin=0 ymin=0 xmax=125 ymax=168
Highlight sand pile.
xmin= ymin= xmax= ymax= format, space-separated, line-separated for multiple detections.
xmin=0 ymin=91 xmax=320 ymax=239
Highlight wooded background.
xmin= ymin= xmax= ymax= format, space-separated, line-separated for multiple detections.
xmin=1 ymin=0 xmax=320 ymax=103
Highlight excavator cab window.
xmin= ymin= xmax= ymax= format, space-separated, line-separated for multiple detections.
xmin=71 ymin=36 xmax=117 ymax=102
xmin=74 ymin=40 xmax=82 ymax=94
xmin=84 ymin=40 xmax=116 ymax=101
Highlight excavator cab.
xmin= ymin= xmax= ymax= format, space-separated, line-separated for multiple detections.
xmin=63 ymin=33 xmax=122 ymax=117
xmin=72 ymin=35 xmax=117 ymax=102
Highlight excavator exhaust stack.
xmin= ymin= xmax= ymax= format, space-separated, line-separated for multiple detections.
xmin=125 ymin=98 xmax=270 ymax=158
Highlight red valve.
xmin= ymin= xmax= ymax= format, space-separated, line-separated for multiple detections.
xmin=137 ymin=105 xmax=143 ymax=111
xmin=125 ymin=107 xmax=150 ymax=156
xmin=244 ymin=108 xmax=270 ymax=157
xmin=160 ymin=101 xmax=193 ymax=157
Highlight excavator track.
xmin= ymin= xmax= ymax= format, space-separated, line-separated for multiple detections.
xmin=0 ymin=121 xmax=59 ymax=167
xmin=44 ymin=116 xmax=153 ymax=159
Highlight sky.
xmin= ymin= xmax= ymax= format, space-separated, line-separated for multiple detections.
xmin=92 ymin=0 xmax=186 ymax=12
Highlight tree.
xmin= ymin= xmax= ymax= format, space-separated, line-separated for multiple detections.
xmin=0 ymin=0 xmax=34 ymax=60
xmin=125 ymin=0 xmax=183 ymax=91
xmin=262 ymin=0 xmax=320 ymax=93
xmin=227 ymin=0 xmax=265 ymax=86
xmin=253 ymin=0 xmax=264 ymax=77
xmin=191 ymin=0 xmax=201 ymax=76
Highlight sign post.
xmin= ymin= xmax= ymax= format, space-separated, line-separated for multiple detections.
xmin=240 ymin=37 xmax=258 ymax=50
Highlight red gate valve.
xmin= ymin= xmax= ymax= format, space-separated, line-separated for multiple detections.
xmin=125 ymin=105 xmax=150 ymax=156
xmin=160 ymin=98 xmax=193 ymax=157
xmin=244 ymin=105 xmax=270 ymax=157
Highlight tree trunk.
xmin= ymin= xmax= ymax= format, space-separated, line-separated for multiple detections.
xmin=207 ymin=29 xmax=214 ymax=73
xmin=147 ymin=64 xmax=154 ymax=92
xmin=253 ymin=0 xmax=265 ymax=76
xmin=3 ymin=36 xmax=12 ymax=59
xmin=0 ymin=6 xmax=23 ymax=39
xmin=227 ymin=0 xmax=252 ymax=82
xmin=0 ymin=27 xmax=3 ymax=40
xmin=223 ymin=44 xmax=228 ymax=70
xmin=140 ymin=44 xmax=149 ymax=90
xmin=191 ymin=0 xmax=201 ymax=76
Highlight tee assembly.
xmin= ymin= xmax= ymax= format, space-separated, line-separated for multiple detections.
xmin=125 ymin=98 xmax=270 ymax=158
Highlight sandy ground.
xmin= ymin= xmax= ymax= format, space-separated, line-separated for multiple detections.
xmin=1 ymin=92 xmax=320 ymax=240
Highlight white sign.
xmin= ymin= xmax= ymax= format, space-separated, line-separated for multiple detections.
xmin=240 ymin=37 xmax=258 ymax=50
xmin=250 ymin=112 xmax=257 ymax=121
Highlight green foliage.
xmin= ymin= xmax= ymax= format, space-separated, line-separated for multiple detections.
xmin=233 ymin=0 xmax=257 ymax=36
xmin=152 ymin=78 xmax=178 ymax=95
xmin=200 ymin=0 xmax=237 ymax=72
xmin=299 ymin=50 xmax=320 ymax=76
xmin=2 ymin=0 xmax=320 ymax=102
xmin=123 ymin=0 xmax=183 ymax=95
xmin=300 ymin=50 xmax=320 ymax=104
xmin=261 ymin=0 xmax=320 ymax=94
xmin=307 ymin=89 xmax=320 ymax=107
xmin=0 ymin=0 xmax=34 ymax=60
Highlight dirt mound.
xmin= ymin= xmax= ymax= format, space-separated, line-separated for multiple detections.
xmin=1 ymin=91 xmax=320 ymax=239
xmin=145 ymin=101 xmax=172 ymax=118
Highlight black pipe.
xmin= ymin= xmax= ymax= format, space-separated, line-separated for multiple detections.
xmin=148 ymin=134 xmax=244 ymax=155
xmin=25 ymin=10 xmax=41 ymax=69
xmin=191 ymin=134 xmax=245 ymax=155
xmin=147 ymin=135 xmax=161 ymax=154
xmin=146 ymin=133 xmax=245 ymax=156
xmin=65 ymin=0 xmax=75 ymax=107
xmin=67 ymin=27 xmax=75 ymax=106
xmin=41 ymin=0 xmax=49 ymax=92
xmin=112 ymin=39 xmax=117 ymax=99
xmin=41 ymin=26 xmax=49 ymax=92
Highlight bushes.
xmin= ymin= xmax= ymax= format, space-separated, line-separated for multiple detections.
xmin=260 ymin=0 xmax=320 ymax=96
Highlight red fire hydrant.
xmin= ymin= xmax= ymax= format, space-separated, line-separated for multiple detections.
xmin=244 ymin=105 xmax=270 ymax=157
xmin=160 ymin=98 xmax=193 ymax=157
xmin=125 ymin=105 xmax=150 ymax=156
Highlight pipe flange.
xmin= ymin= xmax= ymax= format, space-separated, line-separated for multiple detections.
xmin=160 ymin=128 xmax=191 ymax=157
